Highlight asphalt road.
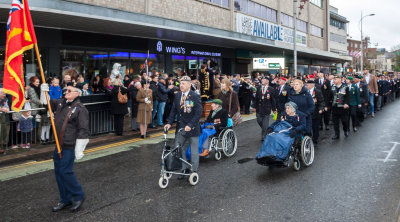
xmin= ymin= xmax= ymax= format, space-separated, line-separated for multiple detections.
xmin=1 ymin=101 xmax=400 ymax=222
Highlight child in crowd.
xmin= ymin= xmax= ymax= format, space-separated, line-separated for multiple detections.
xmin=49 ymin=77 xmax=63 ymax=100
xmin=18 ymin=110 xmax=33 ymax=149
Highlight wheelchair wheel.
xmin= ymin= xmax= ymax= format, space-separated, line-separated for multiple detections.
xmin=159 ymin=177 xmax=169 ymax=189
xmin=163 ymin=172 xmax=172 ymax=180
xmin=300 ymin=136 xmax=314 ymax=167
xmin=222 ymin=129 xmax=237 ymax=157
xmin=215 ymin=151 xmax=222 ymax=160
xmin=293 ymin=159 xmax=301 ymax=171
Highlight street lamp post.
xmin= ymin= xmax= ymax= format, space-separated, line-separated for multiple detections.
xmin=293 ymin=0 xmax=297 ymax=77
xmin=360 ymin=11 xmax=375 ymax=72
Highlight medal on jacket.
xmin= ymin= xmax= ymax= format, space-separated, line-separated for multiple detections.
xmin=312 ymin=91 xmax=317 ymax=104
xmin=282 ymin=90 xmax=287 ymax=96
xmin=261 ymin=86 xmax=268 ymax=100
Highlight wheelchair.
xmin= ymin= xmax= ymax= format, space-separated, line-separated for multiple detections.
xmin=257 ymin=133 xmax=314 ymax=171
xmin=206 ymin=127 xmax=238 ymax=160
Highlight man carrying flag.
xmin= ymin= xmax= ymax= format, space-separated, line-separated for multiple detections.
xmin=4 ymin=0 xmax=89 ymax=212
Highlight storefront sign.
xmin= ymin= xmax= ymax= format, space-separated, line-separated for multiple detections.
xmin=154 ymin=40 xmax=222 ymax=57
xmin=236 ymin=13 xmax=307 ymax=47
xmin=253 ymin=58 xmax=285 ymax=70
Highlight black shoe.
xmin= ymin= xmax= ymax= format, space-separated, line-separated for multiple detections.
xmin=353 ymin=127 xmax=357 ymax=132
xmin=332 ymin=135 xmax=340 ymax=140
xmin=52 ymin=202 xmax=72 ymax=212
xmin=141 ymin=135 xmax=148 ymax=138
xmin=325 ymin=126 xmax=330 ymax=130
xmin=344 ymin=131 xmax=349 ymax=137
xmin=70 ymin=198 xmax=85 ymax=212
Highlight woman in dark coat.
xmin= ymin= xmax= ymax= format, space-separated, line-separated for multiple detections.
xmin=288 ymin=79 xmax=315 ymax=135
xmin=218 ymin=78 xmax=239 ymax=117
xmin=128 ymin=82 xmax=141 ymax=131
xmin=110 ymin=78 xmax=128 ymax=136
xmin=268 ymin=101 xmax=306 ymax=137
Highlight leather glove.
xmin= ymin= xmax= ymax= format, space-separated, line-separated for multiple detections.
xmin=41 ymin=83 xmax=49 ymax=92
xmin=75 ymin=139 xmax=89 ymax=160
xmin=266 ymin=128 xmax=273 ymax=134
xmin=290 ymin=130 xmax=297 ymax=138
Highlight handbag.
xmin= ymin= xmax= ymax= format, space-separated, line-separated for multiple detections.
xmin=118 ymin=87 xmax=128 ymax=104
xmin=229 ymin=91 xmax=242 ymax=127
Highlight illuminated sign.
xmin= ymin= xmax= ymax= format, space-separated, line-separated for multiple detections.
xmin=253 ymin=58 xmax=285 ymax=70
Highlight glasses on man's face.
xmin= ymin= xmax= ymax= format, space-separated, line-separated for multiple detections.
xmin=66 ymin=89 xmax=78 ymax=93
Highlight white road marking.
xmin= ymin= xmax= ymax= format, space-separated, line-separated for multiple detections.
xmin=378 ymin=142 xmax=399 ymax=163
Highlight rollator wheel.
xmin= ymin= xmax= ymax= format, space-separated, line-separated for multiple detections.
xmin=164 ymin=173 xmax=172 ymax=180
xmin=301 ymin=136 xmax=314 ymax=167
xmin=222 ymin=129 xmax=237 ymax=157
xmin=293 ymin=159 xmax=301 ymax=171
xmin=189 ymin=172 xmax=199 ymax=186
xmin=215 ymin=151 xmax=222 ymax=160
xmin=158 ymin=177 xmax=169 ymax=189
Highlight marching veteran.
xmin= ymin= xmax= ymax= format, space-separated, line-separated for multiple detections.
xmin=42 ymin=83 xmax=89 ymax=212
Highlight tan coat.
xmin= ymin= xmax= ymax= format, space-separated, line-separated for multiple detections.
xmin=212 ymin=78 xmax=221 ymax=98
xmin=136 ymin=88 xmax=153 ymax=124
xmin=363 ymin=74 xmax=379 ymax=94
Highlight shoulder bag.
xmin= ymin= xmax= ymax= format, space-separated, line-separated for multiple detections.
xmin=118 ymin=87 xmax=128 ymax=104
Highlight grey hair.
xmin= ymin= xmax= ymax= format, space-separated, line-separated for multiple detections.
xmin=285 ymin=102 xmax=297 ymax=112
xmin=75 ymin=88 xmax=82 ymax=96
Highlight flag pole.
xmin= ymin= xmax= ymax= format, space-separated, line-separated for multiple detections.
xmin=34 ymin=43 xmax=62 ymax=158
xmin=144 ymin=50 xmax=149 ymax=137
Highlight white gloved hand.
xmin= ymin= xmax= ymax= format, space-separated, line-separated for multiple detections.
xmin=75 ymin=139 xmax=89 ymax=160
xmin=144 ymin=97 xmax=149 ymax=103
xmin=41 ymin=83 xmax=49 ymax=92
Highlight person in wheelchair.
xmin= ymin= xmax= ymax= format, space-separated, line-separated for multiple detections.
xmin=199 ymin=99 xmax=228 ymax=157
xmin=267 ymin=101 xmax=306 ymax=138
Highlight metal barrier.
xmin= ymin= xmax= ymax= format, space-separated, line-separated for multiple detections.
xmin=0 ymin=95 xmax=115 ymax=150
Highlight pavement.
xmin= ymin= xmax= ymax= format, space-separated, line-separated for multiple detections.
xmin=0 ymin=102 xmax=399 ymax=221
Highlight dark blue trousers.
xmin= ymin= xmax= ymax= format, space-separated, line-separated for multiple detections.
xmin=53 ymin=149 xmax=84 ymax=204
xmin=306 ymin=115 xmax=312 ymax=135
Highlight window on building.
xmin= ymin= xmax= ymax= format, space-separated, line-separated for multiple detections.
xmin=85 ymin=51 xmax=108 ymax=81
xmin=281 ymin=13 xmax=294 ymax=28
xmin=310 ymin=0 xmax=322 ymax=8
xmin=202 ymin=0 xmax=230 ymax=8
xmin=330 ymin=18 xmax=346 ymax=30
xmin=310 ymin=24 xmax=323 ymax=37
xmin=297 ymin=19 xmax=308 ymax=33
xmin=60 ymin=49 xmax=85 ymax=79
xmin=330 ymin=33 xmax=347 ymax=44
xmin=234 ymin=0 xmax=277 ymax=22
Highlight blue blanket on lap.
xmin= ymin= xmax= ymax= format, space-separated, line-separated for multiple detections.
xmin=256 ymin=121 xmax=294 ymax=161
xmin=186 ymin=123 xmax=216 ymax=159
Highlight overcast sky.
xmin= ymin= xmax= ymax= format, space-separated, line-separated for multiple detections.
xmin=329 ymin=0 xmax=400 ymax=50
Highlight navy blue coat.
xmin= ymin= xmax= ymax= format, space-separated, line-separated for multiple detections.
xmin=274 ymin=83 xmax=291 ymax=113
xmin=157 ymin=82 xmax=170 ymax=102
xmin=168 ymin=90 xmax=202 ymax=137
xmin=288 ymin=87 xmax=315 ymax=117
xmin=269 ymin=110 xmax=307 ymax=133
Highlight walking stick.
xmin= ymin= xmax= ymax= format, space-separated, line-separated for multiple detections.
xmin=34 ymin=44 xmax=62 ymax=158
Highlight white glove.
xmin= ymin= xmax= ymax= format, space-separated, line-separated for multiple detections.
xmin=41 ymin=83 xmax=49 ymax=92
xmin=75 ymin=139 xmax=89 ymax=160
xmin=144 ymin=97 xmax=149 ymax=103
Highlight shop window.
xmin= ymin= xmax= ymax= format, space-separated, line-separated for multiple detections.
xmin=129 ymin=53 xmax=163 ymax=76
xmin=109 ymin=51 xmax=129 ymax=80
xmin=297 ymin=65 xmax=309 ymax=75
xmin=172 ymin=55 xmax=185 ymax=75
xmin=310 ymin=66 xmax=321 ymax=74
xmin=23 ymin=48 xmax=47 ymax=83
xmin=85 ymin=51 xmax=108 ymax=81
xmin=185 ymin=56 xmax=199 ymax=76
xmin=60 ymin=49 xmax=84 ymax=79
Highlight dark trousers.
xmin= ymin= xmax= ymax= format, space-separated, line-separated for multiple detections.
xmin=21 ymin=132 xmax=31 ymax=144
xmin=174 ymin=134 xmax=199 ymax=172
xmin=244 ymin=98 xmax=251 ymax=114
xmin=113 ymin=114 xmax=125 ymax=136
xmin=322 ymin=107 xmax=331 ymax=127
xmin=53 ymin=149 xmax=84 ymax=204
xmin=349 ymin=106 xmax=358 ymax=129
xmin=332 ymin=108 xmax=349 ymax=136
xmin=256 ymin=113 xmax=270 ymax=140
xmin=312 ymin=117 xmax=321 ymax=143
xmin=356 ymin=105 xmax=365 ymax=122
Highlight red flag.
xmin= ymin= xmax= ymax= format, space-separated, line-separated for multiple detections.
xmin=4 ymin=0 xmax=37 ymax=111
